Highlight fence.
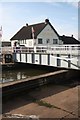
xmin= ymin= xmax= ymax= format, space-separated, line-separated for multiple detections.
xmin=13 ymin=45 xmax=80 ymax=55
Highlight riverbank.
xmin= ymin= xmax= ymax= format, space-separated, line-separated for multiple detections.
xmin=2 ymin=81 xmax=79 ymax=119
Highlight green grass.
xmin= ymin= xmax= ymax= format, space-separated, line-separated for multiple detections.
xmin=36 ymin=100 xmax=53 ymax=108
xmin=27 ymin=95 xmax=61 ymax=109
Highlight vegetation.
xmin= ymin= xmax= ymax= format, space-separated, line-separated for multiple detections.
xmin=35 ymin=100 xmax=53 ymax=108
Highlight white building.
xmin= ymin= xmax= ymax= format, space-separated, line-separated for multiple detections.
xmin=10 ymin=19 xmax=80 ymax=47
xmin=10 ymin=19 xmax=63 ymax=47
xmin=10 ymin=19 xmax=80 ymax=70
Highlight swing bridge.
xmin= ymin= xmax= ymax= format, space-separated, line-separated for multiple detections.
xmin=1 ymin=44 xmax=80 ymax=70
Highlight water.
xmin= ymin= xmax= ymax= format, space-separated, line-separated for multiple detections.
xmin=1 ymin=68 xmax=50 ymax=83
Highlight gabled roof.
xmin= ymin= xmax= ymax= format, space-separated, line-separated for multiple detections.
xmin=10 ymin=19 xmax=59 ymax=40
xmin=59 ymin=35 xmax=80 ymax=44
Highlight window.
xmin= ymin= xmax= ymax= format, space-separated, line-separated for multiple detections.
xmin=46 ymin=39 xmax=50 ymax=44
xmin=53 ymin=39 xmax=58 ymax=44
xmin=38 ymin=38 xmax=43 ymax=44
xmin=29 ymin=41 xmax=32 ymax=46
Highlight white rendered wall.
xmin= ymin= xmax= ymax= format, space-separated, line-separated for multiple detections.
xmin=36 ymin=24 xmax=60 ymax=47
xmin=20 ymin=39 xmax=34 ymax=47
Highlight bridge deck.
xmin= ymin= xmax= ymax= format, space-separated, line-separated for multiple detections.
xmin=0 ymin=45 xmax=80 ymax=70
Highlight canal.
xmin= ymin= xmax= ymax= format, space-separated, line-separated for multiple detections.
xmin=1 ymin=63 xmax=60 ymax=83
xmin=2 ymin=64 xmax=79 ymax=118
xmin=1 ymin=68 xmax=50 ymax=83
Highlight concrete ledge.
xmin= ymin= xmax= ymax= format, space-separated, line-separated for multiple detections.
xmin=2 ymin=69 xmax=79 ymax=98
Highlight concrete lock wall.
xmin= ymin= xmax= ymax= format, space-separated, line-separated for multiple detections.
xmin=2 ymin=69 xmax=79 ymax=99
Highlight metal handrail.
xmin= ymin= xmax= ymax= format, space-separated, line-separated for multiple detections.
xmin=0 ymin=45 xmax=80 ymax=55
xmin=13 ymin=45 xmax=80 ymax=55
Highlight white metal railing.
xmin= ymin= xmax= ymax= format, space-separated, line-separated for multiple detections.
xmin=13 ymin=45 xmax=80 ymax=55
xmin=0 ymin=45 xmax=80 ymax=55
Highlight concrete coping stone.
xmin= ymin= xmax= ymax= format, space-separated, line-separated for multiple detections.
xmin=1 ymin=70 xmax=68 ymax=88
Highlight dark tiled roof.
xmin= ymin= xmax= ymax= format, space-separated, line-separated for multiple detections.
xmin=10 ymin=21 xmax=59 ymax=40
xmin=60 ymin=35 xmax=80 ymax=44
xmin=10 ymin=23 xmax=46 ymax=40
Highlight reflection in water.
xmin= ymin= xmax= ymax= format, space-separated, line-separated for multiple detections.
xmin=1 ymin=68 xmax=49 ymax=83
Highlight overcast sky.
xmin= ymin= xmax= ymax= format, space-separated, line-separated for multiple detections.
xmin=0 ymin=1 xmax=79 ymax=41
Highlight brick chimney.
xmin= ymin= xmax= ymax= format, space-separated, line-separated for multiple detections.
xmin=26 ymin=23 xmax=28 ymax=27
xmin=45 ymin=19 xmax=49 ymax=24
xmin=71 ymin=35 xmax=73 ymax=38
